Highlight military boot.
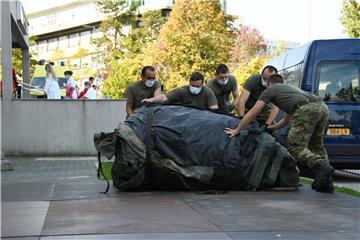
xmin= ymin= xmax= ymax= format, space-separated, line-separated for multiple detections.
xmin=317 ymin=176 xmax=334 ymax=193
xmin=311 ymin=161 xmax=334 ymax=191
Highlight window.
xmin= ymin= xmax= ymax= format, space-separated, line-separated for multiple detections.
xmin=48 ymin=38 xmax=58 ymax=51
xmin=69 ymin=33 xmax=79 ymax=48
xmin=281 ymin=63 xmax=303 ymax=87
xmin=38 ymin=40 xmax=47 ymax=53
xmin=317 ymin=62 xmax=359 ymax=102
xmin=58 ymin=36 xmax=69 ymax=49
xmin=80 ymin=31 xmax=91 ymax=47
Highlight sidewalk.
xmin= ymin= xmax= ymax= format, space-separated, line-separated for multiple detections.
xmin=1 ymin=158 xmax=359 ymax=240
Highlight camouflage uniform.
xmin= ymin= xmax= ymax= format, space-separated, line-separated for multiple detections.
xmin=287 ymin=101 xmax=329 ymax=170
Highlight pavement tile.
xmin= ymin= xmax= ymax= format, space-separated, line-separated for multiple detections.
xmin=228 ymin=231 xmax=360 ymax=240
xmin=1 ymin=201 xmax=50 ymax=238
xmin=1 ymin=182 xmax=55 ymax=202
xmin=41 ymin=196 xmax=220 ymax=236
xmin=183 ymin=186 xmax=360 ymax=232
xmin=40 ymin=232 xmax=232 ymax=240
xmin=2 ymin=238 xmax=40 ymax=240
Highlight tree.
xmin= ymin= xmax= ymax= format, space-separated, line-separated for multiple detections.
xmin=229 ymin=24 xmax=266 ymax=71
xmin=50 ymin=49 xmax=65 ymax=62
xmin=234 ymin=55 xmax=269 ymax=88
xmin=95 ymin=0 xmax=138 ymax=60
xmin=271 ymin=40 xmax=286 ymax=58
xmin=141 ymin=0 xmax=234 ymax=91
xmin=122 ymin=10 xmax=168 ymax=57
xmin=101 ymin=57 xmax=142 ymax=99
xmin=340 ymin=0 xmax=360 ymax=38
xmin=72 ymin=47 xmax=90 ymax=68
xmin=100 ymin=9 xmax=168 ymax=98
xmin=12 ymin=36 xmax=38 ymax=79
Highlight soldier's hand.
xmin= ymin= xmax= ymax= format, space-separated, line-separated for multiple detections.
xmin=264 ymin=124 xmax=276 ymax=134
xmin=141 ymin=98 xmax=152 ymax=104
xmin=224 ymin=128 xmax=240 ymax=138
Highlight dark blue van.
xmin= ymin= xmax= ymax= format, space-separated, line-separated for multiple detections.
xmin=266 ymin=39 xmax=360 ymax=168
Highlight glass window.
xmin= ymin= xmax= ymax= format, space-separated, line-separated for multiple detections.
xmin=80 ymin=31 xmax=91 ymax=47
xmin=317 ymin=62 xmax=359 ymax=102
xmin=48 ymin=38 xmax=58 ymax=51
xmin=58 ymin=36 xmax=69 ymax=49
xmin=281 ymin=63 xmax=303 ymax=87
xmin=38 ymin=40 xmax=47 ymax=53
xmin=69 ymin=33 xmax=79 ymax=48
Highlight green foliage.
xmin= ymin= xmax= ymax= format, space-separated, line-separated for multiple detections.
xmin=341 ymin=0 xmax=360 ymax=38
xmin=122 ymin=10 xmax=167 ymax=57
xmin=234 ymin=55 xmax=269 ymax=88
xmin=95 ymin=0 xmax=138 ymax=60
xmin=142 ymin=0 xmax=234 ymax=91
xmin=271 ymin=40 xmax=286 ymax=58
xmin=229 ymin=24 xmax=266 ymax=71
xmin=12 ymin=36 xmax=38 ymax=79
xmin=101 ymin=57 xmax=142 ymax=99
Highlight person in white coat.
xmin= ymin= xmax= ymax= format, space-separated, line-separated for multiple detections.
xmin=44 ymin=64 xmax=61 ymax=99
xmin=64 ymin=70 xmax=78 ymax=99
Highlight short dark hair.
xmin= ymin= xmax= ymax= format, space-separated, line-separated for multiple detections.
xmin=64 ymin=70 xmax=73 ymax=76
xmin=261 ymin=65 xmax=278 ymax=75
xmin=141 ymin=66 xmax=156 ymax=76
xmin=215 ymin=64 xmax=229 ymax=75
xmin=268 ymin=74 xmax=284 ymax=84
xmin=84 ymin=81 xmax=91 ymax=86
xmin=89 ymin=77 xmax=94 ymax=81
xmin=190 ymin=72 xmax=204 ymax=82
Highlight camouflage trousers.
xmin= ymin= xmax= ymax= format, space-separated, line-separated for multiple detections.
xmin=287 ymin=101 xmax=329 ymax=170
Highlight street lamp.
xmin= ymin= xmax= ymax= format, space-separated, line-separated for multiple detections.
xmin=83 ymin=24 xmax=99 ymax=97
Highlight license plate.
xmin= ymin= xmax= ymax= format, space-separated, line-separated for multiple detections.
xmin=327 ymin=128 xmax=351 ymax=136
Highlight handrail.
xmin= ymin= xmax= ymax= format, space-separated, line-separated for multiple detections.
xmin=18 ymin=82 xmax=45 ymax=92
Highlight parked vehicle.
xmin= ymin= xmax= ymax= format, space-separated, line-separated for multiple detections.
xmin=266 ymin=39 xmax=360 ymax=168
xmin=30 ymin=64 xmax=67 ymax=98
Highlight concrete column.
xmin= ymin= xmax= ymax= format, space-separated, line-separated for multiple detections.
xmin=1 ymin=0 xmax=13 ymax=101
xmin=22 ymin=47 xmax=30 ymax=98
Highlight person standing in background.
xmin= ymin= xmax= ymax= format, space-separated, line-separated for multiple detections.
xmin=44 ymin=64 xmax=61 ymax=99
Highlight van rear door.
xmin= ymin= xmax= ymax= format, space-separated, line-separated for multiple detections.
xmin=315 ymin=61 xmax=360 ymax=166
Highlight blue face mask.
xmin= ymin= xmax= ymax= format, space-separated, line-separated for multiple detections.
xmin=189 ymin=85 xmax=202 ymax=95
xmin=65 ymin=75 xmax=70 ymax=79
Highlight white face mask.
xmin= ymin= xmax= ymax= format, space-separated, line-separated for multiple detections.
xmin=189 ymin=85 xmax=202 ymax=95
xmin=261 ymin=79 xmax=268 ymax=87
xmin=218 ymin=79 xmax=228 ymax=86
xmin=145 ymin=80 xmax=155 ymax=87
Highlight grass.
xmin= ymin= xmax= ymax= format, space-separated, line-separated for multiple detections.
xmin=300 ymin=177 xmax=360 ymax=198
xmin=97 ymin=161 xmax=113 ymax=180
xmin=97 ymin=163 xmax=360 ymax=198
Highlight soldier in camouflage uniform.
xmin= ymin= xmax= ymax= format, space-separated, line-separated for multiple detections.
xmin=224 ymin=74 xmax=334 ymax=193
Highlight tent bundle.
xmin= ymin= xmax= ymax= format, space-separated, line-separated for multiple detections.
xmin=94 ymin=105 xmax=299 ymax=192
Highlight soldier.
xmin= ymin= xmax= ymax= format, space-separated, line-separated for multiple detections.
xmin=142 ymin=71 xmax=218 ymax=110
xmin=238 ymin=65 xmax=279 ymax=125
xmin=126 ymin=66 xmax=162 ymax=117
xmin=207 ymin=64 xmax=240 ymax=113
xmin=224 ymin=74 xmax=334 ymax=193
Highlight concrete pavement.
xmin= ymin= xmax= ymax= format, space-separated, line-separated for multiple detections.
xmin=1 ymin=158 xmax=359 ymax=239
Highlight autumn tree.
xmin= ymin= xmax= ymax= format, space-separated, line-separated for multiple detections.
xmin=141 ymin=0 xmax=234 ymax=90
xmin=101 ymin=9 xmax=168 ymax=98
xmin=340 ymin=0 xmax=360 ymax=38
xmin=229 ymin=24 xmax=266 ymax=71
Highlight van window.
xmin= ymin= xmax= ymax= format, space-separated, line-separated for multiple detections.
xmin=281 ymin=63 xmax=303 ymax=87
xmin=317 ymin=62 xmax=359 ymax=102
xmin=32 ymin=77 xmax=67 ymax=89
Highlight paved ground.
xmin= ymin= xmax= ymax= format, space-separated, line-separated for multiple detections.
xmin=1 ymin=158 xmax=359 ymax=240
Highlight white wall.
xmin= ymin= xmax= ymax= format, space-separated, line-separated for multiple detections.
xmin=1 ymin=99 xmax=127 ymax=156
